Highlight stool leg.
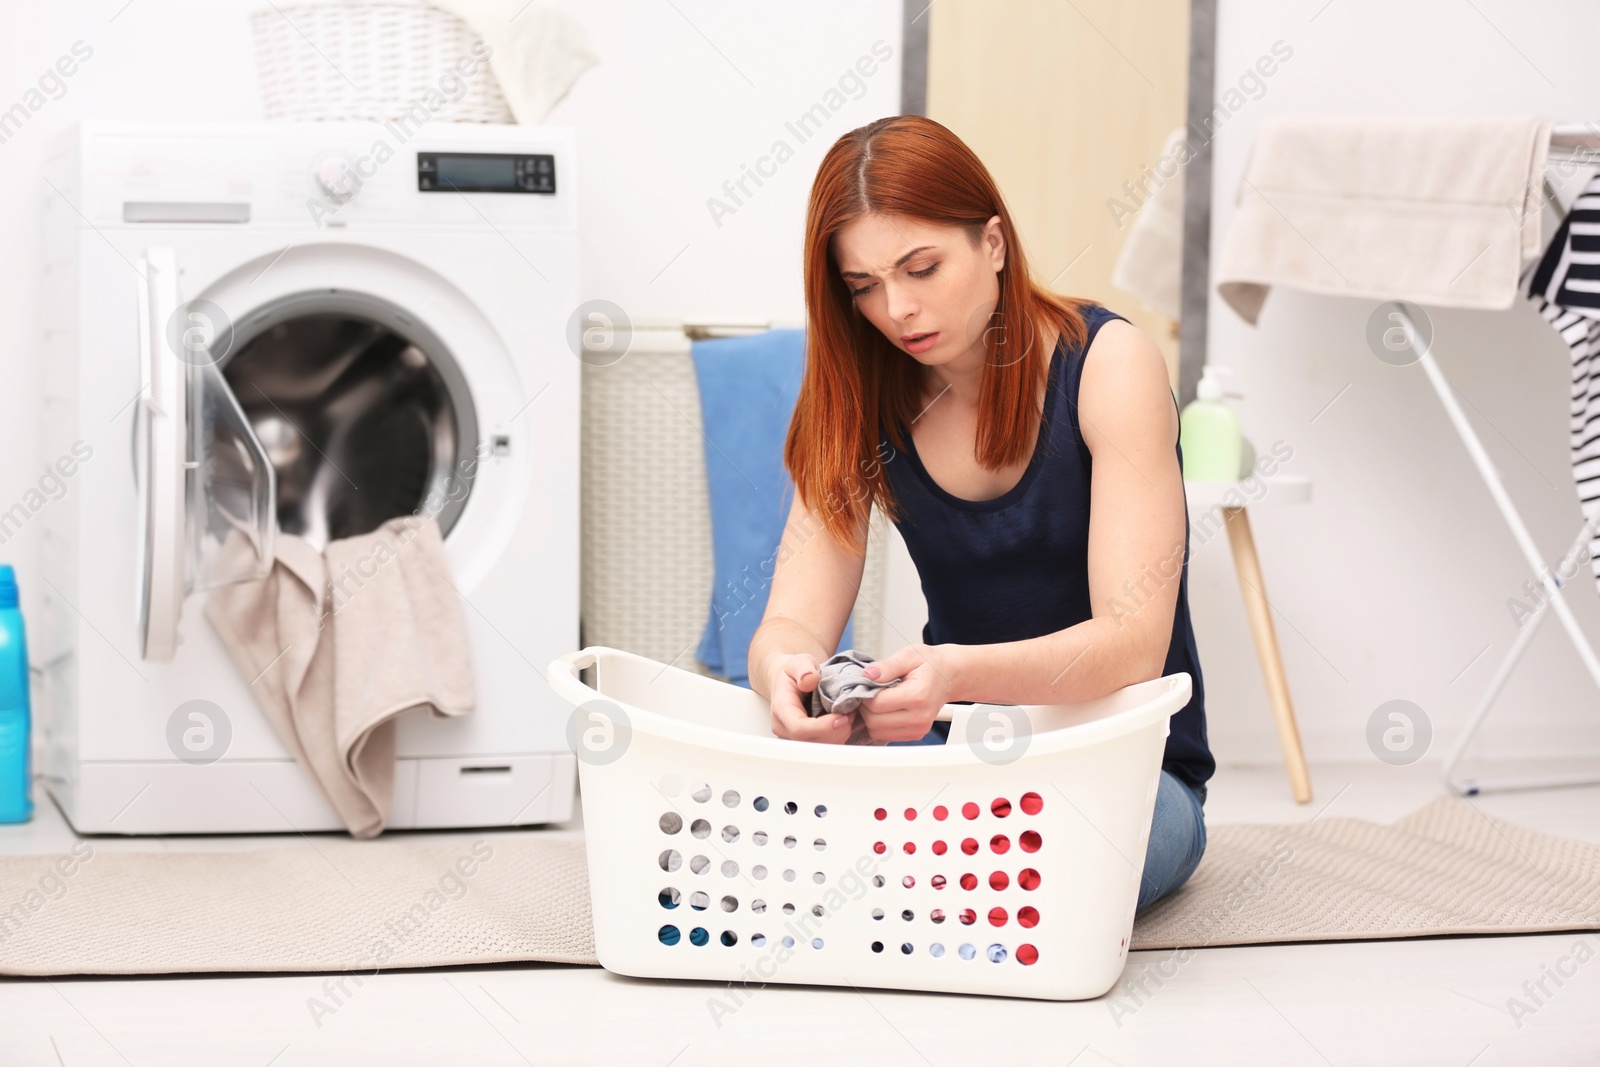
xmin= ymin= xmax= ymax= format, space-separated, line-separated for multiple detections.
xmin=1223 ymin=506 xmax=1313 ymax=804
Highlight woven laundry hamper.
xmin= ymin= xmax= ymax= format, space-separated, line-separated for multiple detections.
xmin=249 ymin=0 xmax=513 ymax=122
xmin=576 ymin=324 xmax=891 ymax=680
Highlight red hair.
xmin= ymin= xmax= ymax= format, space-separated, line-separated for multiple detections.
xmin=784 ymin=115 xmax=1092 ymax=557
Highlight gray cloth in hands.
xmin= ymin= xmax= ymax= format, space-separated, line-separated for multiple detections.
xmin=806 ymin=649 xmax=901 ymax=745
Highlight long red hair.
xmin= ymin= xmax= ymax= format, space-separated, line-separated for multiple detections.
xmin=785 ymin=115 xmax=1093 ymax=556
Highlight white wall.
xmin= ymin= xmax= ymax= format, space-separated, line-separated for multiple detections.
xmin=0 ymin=1 xmax=904 ymax=633
xmin=1195 ymin=0 xmax=1600 ymax=770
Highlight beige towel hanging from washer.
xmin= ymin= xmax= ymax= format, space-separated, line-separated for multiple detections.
xmin=205 ymin=515 xmax=476 ymax=838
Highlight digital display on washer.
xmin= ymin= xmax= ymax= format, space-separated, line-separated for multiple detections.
xmin=416 ymin=152 xmax=555 ymax=194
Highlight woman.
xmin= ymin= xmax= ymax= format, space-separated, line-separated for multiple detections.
xmin=747 ymin=115 xmax=1213 ymax=912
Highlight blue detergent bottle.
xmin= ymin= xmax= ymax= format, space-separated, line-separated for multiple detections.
xmin=0 ymin=564 xmax=34 ymax=823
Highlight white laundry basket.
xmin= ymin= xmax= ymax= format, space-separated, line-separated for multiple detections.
xmin=548 ymin=646 xmax=1190 ymax=1001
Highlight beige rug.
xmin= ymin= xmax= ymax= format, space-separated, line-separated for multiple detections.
xmin=1132 ymin=794 xmax=1600 ymax=949
xmin=1 ymin=796 xmax=1595 ymax=976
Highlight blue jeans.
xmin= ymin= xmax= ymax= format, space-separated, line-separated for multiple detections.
xmin=888 ymin=721 xmax=1207 ymax=912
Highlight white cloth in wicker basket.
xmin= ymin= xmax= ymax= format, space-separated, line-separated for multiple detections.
xmin=432 ymin=0 xmax=599 ymax=124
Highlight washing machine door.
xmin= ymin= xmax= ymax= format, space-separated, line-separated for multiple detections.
xmin=216 ymin=290 xmax=478 ymax=550
xmin=135 ymin=248 xmax=277 ymax=662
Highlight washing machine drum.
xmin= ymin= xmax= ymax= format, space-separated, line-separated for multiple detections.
xmin=220 ymin=293 xmax=478 ymax=549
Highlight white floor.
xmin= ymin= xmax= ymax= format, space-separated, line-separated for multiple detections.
xmin=2 ymin=759 xmax=1598 ymax=1067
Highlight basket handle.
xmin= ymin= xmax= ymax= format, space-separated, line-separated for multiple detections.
xmin=552 ymin=648 xmax=598 ymax=674
xmin=933 ymin=701 xmax=1030 ymax=724
xmin=547 ymin=648 xmax=601 ymax=710
xmin=549 ymin=647 xmax=1008 ymax=727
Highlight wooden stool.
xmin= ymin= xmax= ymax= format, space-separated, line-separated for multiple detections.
xmin=1185 ymin=475 xmax=1314 ymax=803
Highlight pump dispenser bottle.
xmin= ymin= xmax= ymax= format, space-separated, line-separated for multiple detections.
xmin=1179 ymin=365 xmax=1244 ymax=481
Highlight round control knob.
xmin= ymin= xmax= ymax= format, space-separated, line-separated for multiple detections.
xmin=313 ymin=155 xmax=360 ymax=203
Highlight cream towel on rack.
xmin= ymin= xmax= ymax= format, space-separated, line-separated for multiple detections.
xmin=205 ymin=516 xmax=475 ymax=838
xmin=1216 ymin=115 xmax=1553 ymax=324
xmin=430 ymin=0 xmax=599 ymax=124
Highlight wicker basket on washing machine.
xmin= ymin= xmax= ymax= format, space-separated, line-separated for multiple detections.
xmin=249 ymin=0 xmax=513 ymax=123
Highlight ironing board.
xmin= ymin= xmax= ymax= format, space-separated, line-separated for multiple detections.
xmin=1362 ymin=124 xmax=1600 ymax=796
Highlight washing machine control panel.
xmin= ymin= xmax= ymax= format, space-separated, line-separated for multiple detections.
xmin=416 ymin=152 xmax=556 ymax=194
xmin=68 ymin=123 xmax=575 ymax=228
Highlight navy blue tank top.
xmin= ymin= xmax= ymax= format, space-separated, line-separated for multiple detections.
xmin=880 ymin=303 xmax=1214 ymax=794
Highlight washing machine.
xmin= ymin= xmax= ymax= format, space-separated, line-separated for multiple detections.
xmin=37 ymin=121 xmax=579 ymax=833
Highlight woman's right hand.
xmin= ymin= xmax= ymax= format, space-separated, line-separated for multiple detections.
xmin=767 ymin=652 xmax=853 ymax=743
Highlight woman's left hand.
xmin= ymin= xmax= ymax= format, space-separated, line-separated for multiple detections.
xmin=859 ymin=643 xmax=960 ymax=743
